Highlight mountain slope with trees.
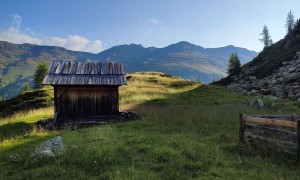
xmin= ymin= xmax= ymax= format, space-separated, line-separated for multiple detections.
xmin=214 ymin=13 xmax=300 ymax=101
xmin=0 ymin=41 xmax=257 ymax=99
xmin=216 ymin=12 xmax=300 ymax=86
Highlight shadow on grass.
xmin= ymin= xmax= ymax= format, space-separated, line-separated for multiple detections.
xmin=140 ymin=85 xmax=246 ymax=106
xmin=0 ymin=122 xmax=32 ymax=141
xmin=0 ymin=117 xmax=53 ymax=142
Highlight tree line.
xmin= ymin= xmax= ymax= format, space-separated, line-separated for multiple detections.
xmin=259 ymin=10 xmax=296 ymax=48
xmin=227 ymin=10 xmax=298 ymax=76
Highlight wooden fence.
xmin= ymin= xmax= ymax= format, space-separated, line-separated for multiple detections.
xmin=239 ymin=113 xmax=300 ymax=163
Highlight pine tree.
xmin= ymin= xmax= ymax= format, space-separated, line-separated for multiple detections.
xmin=33 ymin=64 xmax=48 ymax=89
xmin=227 ymin=53 xmax=241 ymax=75
xmin=259 ymin=25 xmax=273 ymax=48
xmin=286 ymin=10 xmax=295 ymax=33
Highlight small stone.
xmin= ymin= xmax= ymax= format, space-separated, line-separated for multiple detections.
xmin=251 ymin=89 xmax=258 ymax=93
xmin=271 ymin=102 xmax=279 ymax=107
xmin=249 ymin=76 xmax=256 ymax=80
xmin=282 ymin=61 xmax=290 ymax=65
xmin=7 ymin=153 xmax=23 ymax=162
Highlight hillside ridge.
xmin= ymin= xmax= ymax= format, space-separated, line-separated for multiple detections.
xmin=214 ymin=19 xmax=300 ymax=100
xmin=0 ymin=40 xmax=257 ymax=99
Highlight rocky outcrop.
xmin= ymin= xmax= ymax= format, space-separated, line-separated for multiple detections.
xmin=228 ymin=58 xmax=300 ymax=101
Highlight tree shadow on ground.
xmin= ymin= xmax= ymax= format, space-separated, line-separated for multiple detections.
xmin=0 ymin=122 xmax=32 ymax=141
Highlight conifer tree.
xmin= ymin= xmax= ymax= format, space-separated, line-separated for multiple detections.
xmin=227 ymin=53 xmax=241 ymax=75
xmin=24 ymin=83 xmax=31 ymax=92
xmin=259 ymin=25 xmax=273 ymax=48
xmin=286 ymin=10 xmax=295 ymax=33
xmin=33 ymin=64 xmax=48 ymax=89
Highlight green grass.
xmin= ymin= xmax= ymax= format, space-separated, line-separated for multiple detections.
xmin=0 ymin=72 xmax=300 ymax=179
xmin=0 ymin=87 xmax=54 ymax=117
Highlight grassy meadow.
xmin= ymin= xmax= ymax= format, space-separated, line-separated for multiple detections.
xmin=1 ymin=72 xmax=300 ymax=179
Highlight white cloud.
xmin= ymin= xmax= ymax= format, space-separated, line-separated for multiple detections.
xmin=0 ymin=27 xmax=42 ymax=45
xmin=11 ymin=14 xmax=22 ymax=29
xmin=148 ymin=18 xmax=164 ymax=25
xmin=0 ymin=14 xmax=103 ymax=53
xmin=147 ymin=18 xmax=166 ymax=31
xmin=48 ymin=36 xmax=67 ymax=47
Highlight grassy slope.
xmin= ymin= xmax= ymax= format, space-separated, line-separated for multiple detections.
xmin=1 ymin=72 xmax=300 ymax=179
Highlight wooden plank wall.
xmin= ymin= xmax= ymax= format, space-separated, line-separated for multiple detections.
xmin=55 ymin=86 xmax=119 ymax=121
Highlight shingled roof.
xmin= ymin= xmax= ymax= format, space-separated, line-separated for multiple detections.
xmin=42 ymin=61 xmax=127 ymax=85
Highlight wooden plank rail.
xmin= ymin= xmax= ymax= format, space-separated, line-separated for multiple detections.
xmin=245 ymin=124 xmax=297 ymax=139
xmin=243 ymin=115 xmax=297 ymax=128
xmin=239 ymin=113 xmax=300 ymax=165
xmin=244 ymin=132 xmax=297 ymax=149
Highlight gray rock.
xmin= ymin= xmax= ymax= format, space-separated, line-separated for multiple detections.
xmin=288 ymin=91 xmax=294 ymax=98
xmin=30 ymin=136 xmax=64 ymax=158
xmin=257 ymin=81 xmax=267 ymax=89
xmin=288 ymin=66 xmax=297 ymax=72
xmin=294 ymin=88 xmax=300 ymax=94
xmin=264 ymin=95 xmax=279 ymax=100
xmin=269 ymin=79 xmax=277 ymax=85
xmin=295 ymin=93 xmax=300 ymax=98
xmin=277 ymin=78 xmax=283 ymax=83
xmin=283 ymin=73 xmax=300 ymax=83
xmin=7 ymin=153 xmax=23 ymax=162
xmin=282 ymin=61 xmax=289 ymax=65
xmin=228 ymin=83 xmax=239 ymax=90
xmin=271 ymin=87 xmax=285 ymax=98
xmin=249 ymin=76 xmax=256 ymax=81
xmin=249 ymin=97 xmax=264 ymax=108
xmin=261 ymin=88 xmax=270 ymax=94
xmin=251 ymin=89 xmax=258 ymax=93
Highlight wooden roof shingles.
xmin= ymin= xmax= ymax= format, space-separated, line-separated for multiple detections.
xmin=42 ymin=61 xmax=127 ymax=86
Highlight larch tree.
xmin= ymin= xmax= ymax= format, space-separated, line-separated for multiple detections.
xmin=227 ymin=53 xmax=241 ymax=75
xmin=259 ymin=25 xmax=273 ymax=48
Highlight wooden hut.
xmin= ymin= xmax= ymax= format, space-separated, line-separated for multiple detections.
xmin=42 ymin=61 xmax=127 ymax=124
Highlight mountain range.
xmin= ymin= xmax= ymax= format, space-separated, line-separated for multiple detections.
xmin=0 ymin=40 xmax=257 ymax=99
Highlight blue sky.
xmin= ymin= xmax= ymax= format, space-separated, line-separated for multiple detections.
xmin=0 ymin=0 xmax=299 ymax=53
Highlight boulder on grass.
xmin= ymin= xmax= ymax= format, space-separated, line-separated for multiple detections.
xmin=30 ymin=136 xmax=64 ymax=158
xmin=249 ymin=97 xmax=264 ymax=108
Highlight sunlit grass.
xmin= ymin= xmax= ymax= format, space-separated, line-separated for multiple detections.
xmin=120 ymin=72 xmax=199 ymax=104
xmin=0 ymin=107 xmax=54 ymax=126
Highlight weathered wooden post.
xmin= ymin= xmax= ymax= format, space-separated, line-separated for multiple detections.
xmin=239 ymin=113 xmax=245 ymax=143
xmin=297 ymin=120 xmax=300 ymax=165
